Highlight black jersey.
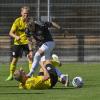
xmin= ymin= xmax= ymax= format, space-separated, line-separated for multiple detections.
xmin=33 ymin=21 xmax=53 ymax=47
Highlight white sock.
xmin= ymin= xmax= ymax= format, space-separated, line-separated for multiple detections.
xmin=27 ymin=52 xmax=41 ymax=76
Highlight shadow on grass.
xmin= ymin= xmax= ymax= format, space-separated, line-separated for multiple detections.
xmin=0 ymin=92 xmax=44 ymax=94
xmin=52 ymin=86 xmax=75 ymax=90
xmin=84 ymin=83 xmax=100 ymax=88
xmin=0 ymin=85 xmax=76 ymax=89
xmin=0 ymin=85 xmax=17 ymax=88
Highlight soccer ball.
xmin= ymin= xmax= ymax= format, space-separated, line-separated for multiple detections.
xmin=72 ymin=76 xmax=84 ymax=88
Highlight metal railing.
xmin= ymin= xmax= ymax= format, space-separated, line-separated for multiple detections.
xmin=0 ymin=0 xmax=100 ymax=62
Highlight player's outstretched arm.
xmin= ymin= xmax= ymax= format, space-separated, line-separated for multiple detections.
xmin=51 ymin=21 xmax=61 ymax=29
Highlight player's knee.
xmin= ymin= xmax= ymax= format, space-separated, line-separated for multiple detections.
xmin=11 ymin=58 xmax=18 ymax=65
xmin=45 ymin=60 xmax=51 ymax=65
xmin=35 ymin=52 xmax=41 ymax=57
xmin=45 ymin=64 xmax=54 ymax=71
xmin=27 ymin=54 xmax=32 ymax=61
xmin=33 ymin=52 xmax=41 ymax=62
xmin=37 ymin=49 xmax=44 ymax=56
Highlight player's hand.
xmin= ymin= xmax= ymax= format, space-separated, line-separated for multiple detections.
xmin=27 ymin=51 xmax=33 ymax=59
xmin=26 ymin=73 xmax=31 ymax=78
xmin=15 ymin=36 xmax=20 ymax=40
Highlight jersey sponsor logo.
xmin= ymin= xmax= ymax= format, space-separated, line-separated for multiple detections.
xmin=12 ymin=52 xmax=15 ymax=56
xmin=47 ymin=67 xmax=51 ymax=71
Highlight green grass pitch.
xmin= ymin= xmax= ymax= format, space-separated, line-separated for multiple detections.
xmin=0 ymin=63 xmax=100 ymax=100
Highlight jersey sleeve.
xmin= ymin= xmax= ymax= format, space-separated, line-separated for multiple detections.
xmin=44 ymin=22 xmax=52 ymax=27
xmin=10 ymin=20 xmax=18 ymax=31
xmin=25 ymin=76 xmax=43 ymax=89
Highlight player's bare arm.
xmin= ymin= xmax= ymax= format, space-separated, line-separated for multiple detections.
xmin=51 ymin=21 xmax=61 ymax=29
xmin=27 ymin=37 xmax=33 ymax=59
xmin=9 ymin=29 xmax=20 ymax=40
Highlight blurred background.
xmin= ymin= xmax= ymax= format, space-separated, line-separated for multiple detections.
xmin=0 ymin=0 xmax=100 ymax=63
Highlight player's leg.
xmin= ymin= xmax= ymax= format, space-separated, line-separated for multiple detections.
xmin=6 ymin=57 xmax=18 ymax=81
xmin=27 ymin=41 xmax=55 ymax=77
xmin=51 ymin=54 xmax=69 ymax=86
xmin=54 ymin=68 xmax=69 ymax=86
xmin=27 ymin=57 xmax=32 ymax=71
xmin=41 ymin=61 xmax=69 ymax=86
xmin=45 ymin=63 xmax=58 ymax=88
xmin=27 ymin=49 xmax=43 ymax=77
xmin=40 ymin=54 xmax=69 ymax=86
xmin=39 ymin=41 xmax=56 ymax=77
xmin=23 ymin=44 xmax=33 ymax=71
xmin=6 ymin=45 xmax=22 ymax=81
xmin=51 ymin=54 xmax=62 ymax=67
xmin=60 ymin=74 xmax=69 ymax=87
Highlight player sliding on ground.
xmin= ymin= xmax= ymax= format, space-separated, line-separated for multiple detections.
xmin=39 ymin=54 xmax=69 ymax=87
xmin=13 ymin=64 xmax=58 ymax=89
xmin=13 ymin=53 xmax=69 ymax=89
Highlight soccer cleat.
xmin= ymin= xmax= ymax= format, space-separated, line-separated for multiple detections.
xmin=64 ymin=74 xmax=69 ymax=87
xmin=19 ymin=83 xmax=24 ymax=89
xmin=60 ymin=74 xmax=69 ymax=87
xmin=6 ymin=75 xmax=13 ymax=81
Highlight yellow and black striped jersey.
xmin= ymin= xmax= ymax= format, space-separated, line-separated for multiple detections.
xmin=19 ymin=76 xmax=51 ymax=90
xmin=11 ymin=17 xmax=29 ymax=45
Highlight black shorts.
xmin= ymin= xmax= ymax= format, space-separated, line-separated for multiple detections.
xmin=45 ymin=64 xmax=58 ymax=88
xmin=11 ymin=44 xmax=30 ymax=58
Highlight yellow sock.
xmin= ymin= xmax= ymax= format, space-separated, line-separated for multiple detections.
xmin=10 ymin=63 xmax=16 ymax=76
xmin=28 ymin=61 xmax=32 ymax=71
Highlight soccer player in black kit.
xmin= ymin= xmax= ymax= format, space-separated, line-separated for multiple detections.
xmin=25 ymin=18 xmax=63 ymax=78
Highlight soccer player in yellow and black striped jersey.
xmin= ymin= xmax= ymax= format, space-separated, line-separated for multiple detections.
xmin=39 ymin=54 xmax=69 ymax=87
xmin=13 ymin=64 xmax=58 ymax=89
xmin=6 ymin=6 xmax=33 ymax=81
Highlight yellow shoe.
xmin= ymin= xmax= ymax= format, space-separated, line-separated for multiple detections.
xmin=6 ymin=75 xmax=13 ymax=81
xmin=19 ymin=83 xmax=24 ymax=89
